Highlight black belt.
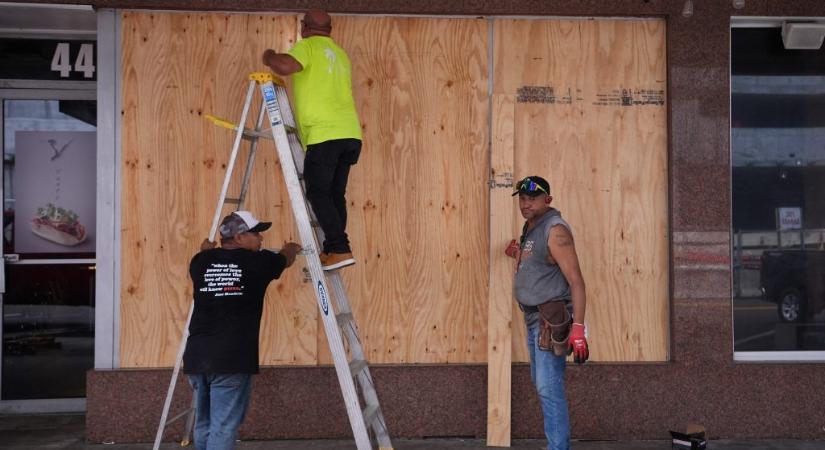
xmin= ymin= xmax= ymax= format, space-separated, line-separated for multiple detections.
xmin=518 ymin=299 xmax=570 ymax=313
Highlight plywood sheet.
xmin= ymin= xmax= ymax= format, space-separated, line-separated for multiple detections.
xmin=119 ymin=11 xmax=317 ymax=368
xmin=487 ymin=94 xmax=516 ymax=446
xmin=120 ymin=13 xmax=491 ymax=367
xmin=332 ymin=16 xmax=490 ymax=364
xmin=120 ymin=13 xmax=667 ymax=368
xmin=493 ymin=18 xmax=669 ymax=362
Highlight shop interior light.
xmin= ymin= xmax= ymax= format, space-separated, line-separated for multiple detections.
xmin=782 ymin=22 xmax=825 ymax=50
xmin=732 ymin=0 xmax=745 ymax=9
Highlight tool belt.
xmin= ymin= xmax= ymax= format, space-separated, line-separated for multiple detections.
xmin=520 ymin=300 xmax=572 ymax=356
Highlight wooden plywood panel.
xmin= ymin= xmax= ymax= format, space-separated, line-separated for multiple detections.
xmin=332 ymin=16 xmax=490 ymax=364
xmin=493 ymin=19 xmax=669 ymax=362
xmin=487 ymin=94 xmax=516 ymax=447
xmin=119 ymin=11 xmax=318 ymax=368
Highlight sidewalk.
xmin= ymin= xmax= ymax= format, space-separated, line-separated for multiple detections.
xmin=1 ymin=413 xmax=823 ymax=450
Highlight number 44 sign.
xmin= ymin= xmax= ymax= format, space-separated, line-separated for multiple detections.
xmin=51 ymin=42 xmax=95 ymax=78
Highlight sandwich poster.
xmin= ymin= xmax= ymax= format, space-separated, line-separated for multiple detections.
xmin=14 ymin=131 xmax=96 ymax=254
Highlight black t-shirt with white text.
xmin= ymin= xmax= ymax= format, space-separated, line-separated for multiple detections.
xmin=183 ymin=247 xmax=287 ymax=374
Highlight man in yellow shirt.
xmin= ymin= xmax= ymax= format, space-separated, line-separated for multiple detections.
xmin=262 ymin=9 xmax=361 ymax=271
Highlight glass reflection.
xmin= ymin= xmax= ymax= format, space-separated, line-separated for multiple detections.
xmin=732 ymin=27 xmax=825 ymax=353
xmin=2 ymin=264 xmax=94 ymax=400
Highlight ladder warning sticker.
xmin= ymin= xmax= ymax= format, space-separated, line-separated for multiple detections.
xmin=317 ymin=280 xmax=330 ymax=316
xmin=262 ymin=86 xmax=284 ymax=126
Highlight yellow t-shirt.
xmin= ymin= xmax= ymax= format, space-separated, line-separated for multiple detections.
xmin=287 ymin=36 xmax=362 ymax=147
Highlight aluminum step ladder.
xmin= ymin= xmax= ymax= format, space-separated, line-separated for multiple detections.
xmin=152 ymin=72 xmax=393 ymax=450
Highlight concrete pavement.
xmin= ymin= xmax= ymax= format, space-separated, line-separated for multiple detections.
xmin=1 ymin=413 xmax=823 ymax=450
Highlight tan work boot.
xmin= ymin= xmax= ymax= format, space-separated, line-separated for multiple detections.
xmin=320 ymin=252 xmax=355 ymax=271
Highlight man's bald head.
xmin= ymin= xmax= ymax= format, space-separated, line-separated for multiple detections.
xmin=302 ymin=9 xmax=332 ymax=36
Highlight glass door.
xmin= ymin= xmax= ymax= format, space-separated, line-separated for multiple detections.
xmin=1 ymin=92 xmax=96 ymax=404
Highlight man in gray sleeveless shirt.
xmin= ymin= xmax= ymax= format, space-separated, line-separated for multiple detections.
xmin=505 ymin=176 xmax=589 ymax=450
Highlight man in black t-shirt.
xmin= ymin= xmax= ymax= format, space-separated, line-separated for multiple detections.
xmin=183 ymin=210 xmax=300 ymax=450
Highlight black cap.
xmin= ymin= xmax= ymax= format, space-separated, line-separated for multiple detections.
xmin=512 ymin=176 xmax=551 ymax=197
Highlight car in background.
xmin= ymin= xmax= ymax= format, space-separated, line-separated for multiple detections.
xmin=760 ymin=249 xmax=825 ymax=322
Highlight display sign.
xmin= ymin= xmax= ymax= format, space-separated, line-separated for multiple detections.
xmin=13 ymin=131 xmax=96 ymax=253
xmin=0 ymin=38 xmax=96 ymax=81
xmin=777 ymin=207 xmax=802 ymax=231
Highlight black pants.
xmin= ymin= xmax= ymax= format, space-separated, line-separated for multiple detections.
xmin=304 ymin=138 xmax=362 ymax=254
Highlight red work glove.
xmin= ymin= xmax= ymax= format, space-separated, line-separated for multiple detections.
xmin=569 ymin=323 xmax=589 ymax=364
xmin=505 ymin=239 xmax=520 ymax=259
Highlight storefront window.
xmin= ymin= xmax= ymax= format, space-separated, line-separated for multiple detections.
xmin=2 ymin=99 xmax=96 ymax=399
xmin=731 ymin=27 xmax=825 ymax=354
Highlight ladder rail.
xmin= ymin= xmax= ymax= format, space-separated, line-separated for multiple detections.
xmin=152 ymin=305 xmax=194 ymax=450
xmin=271 ymin=75 xmax=393 ymax=450
xmin=153 ymin=79 xmax=258 ymax=450
xmin=257 ymin=78 xmax=373 ymax=450
xmin=237 ymin=103 xmax=268 ymax=209
xmin=208 ymin=79 xmax=258 ymax=240
xmin=273 ymin=83 xmax=306 ymax=176
xmin=330 ymin=272 xmax=393 ymax=449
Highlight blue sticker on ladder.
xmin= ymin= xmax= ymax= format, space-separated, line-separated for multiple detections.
xmin=262 ymin=86 xmax=283 ymax=126
xmin=263 ymin=87 xmax=276 ymax=103
xmin=317 ymin=280 xmax=329 ymax=316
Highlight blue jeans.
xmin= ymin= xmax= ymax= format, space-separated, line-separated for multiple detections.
xmin=188 ymin=374 xmax=252 ymax=450
xmin=527 ymin=322 xmax=570 ymax=450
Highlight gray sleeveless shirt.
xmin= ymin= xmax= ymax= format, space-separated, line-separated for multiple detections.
xmin=513 ymin=208 xmax=572 ymax=307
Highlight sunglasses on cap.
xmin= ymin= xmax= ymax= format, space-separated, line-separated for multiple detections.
xmin=515 ymin=178 xmax=549 ymax=195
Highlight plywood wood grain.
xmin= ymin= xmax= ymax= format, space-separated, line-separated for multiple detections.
xmin=119 ymin=11 xmax=317 ymax=368
xmin=487 ymin=94 xmax=516 ymax=447
xmin=120 ymin=13 xmax=667 ymax=369
xmin=493 ymin=18 xmax=669 ymax=362
xmin=332 ymin=16 xmax=490 ymax=364
xmin=121 ymin=13 xmax=490 ymax=367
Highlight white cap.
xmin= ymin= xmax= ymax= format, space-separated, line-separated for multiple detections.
xmin=219 ymin=210 xmax=272 ymax=238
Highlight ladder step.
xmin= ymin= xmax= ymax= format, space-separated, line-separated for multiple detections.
xmin=362 ymin=403 xmax=379 ymax=427
xmin=336 ymin=312 xmax=353 ymax=327
xmin=224 ymin=198 xmax=241 ymax=205
xmin=349 ymin=358 xmax=368 ymax=377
